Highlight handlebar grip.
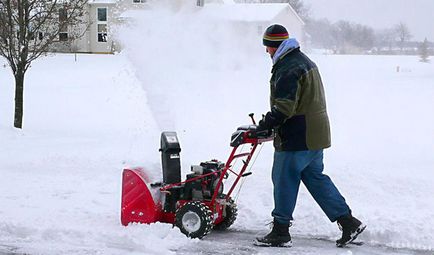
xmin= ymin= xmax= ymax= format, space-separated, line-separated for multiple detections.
xmin=249 ymin=113 xmax=256 ymax=125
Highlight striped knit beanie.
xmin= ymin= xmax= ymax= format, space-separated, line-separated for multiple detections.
xmin=263 ymin=24 xmax=289 ymax=48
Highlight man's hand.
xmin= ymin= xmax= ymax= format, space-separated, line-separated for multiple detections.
xmin=259 ymin=107 xmax=288 ymax=131
xmin=255 ymin=119 xmax=273 ymax=138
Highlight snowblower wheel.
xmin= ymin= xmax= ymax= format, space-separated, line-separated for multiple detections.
xmin=214 ymin=197 xmax=238 ymax=230
xmin=175 ymin=201 xmax=214 ymax=239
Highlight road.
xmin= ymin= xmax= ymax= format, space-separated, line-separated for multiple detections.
xmin=1 ymin=230 xmax=432 ymax=255
xmin=176 ymin=229 xmax=433 ymax=255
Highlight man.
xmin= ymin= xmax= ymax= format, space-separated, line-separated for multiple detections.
xmin=254 ymin=24 xmax=366 ymax=248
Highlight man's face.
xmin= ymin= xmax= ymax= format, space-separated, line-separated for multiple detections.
xmin=266 ymin=46 xmax=278 ymax=58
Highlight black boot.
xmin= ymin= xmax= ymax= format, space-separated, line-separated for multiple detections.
xmin=254 ymin=221 xmax=292 ymax=247
xmin=336 ymin=214 xmax=366 ymax=247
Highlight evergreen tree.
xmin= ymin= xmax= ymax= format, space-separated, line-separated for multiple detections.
xmin=419 ymin=38 xmax=430 ymax=63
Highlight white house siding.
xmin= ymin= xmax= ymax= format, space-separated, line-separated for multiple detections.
xmin=44 ymin=4 xmax=90 ymax=53
xmin=88 ymin=3 xmax=117 ymax=53
xmin=72 ymin=31 xmax=91 ymax=53
xmin=71 ymin=8 xmax=92 ymax=53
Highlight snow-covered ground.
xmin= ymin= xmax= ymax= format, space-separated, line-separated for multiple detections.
xmin=0 ymin=54 xmax=191 ymax=254
xmin=1 ymin=6 xmax=434 ymax=255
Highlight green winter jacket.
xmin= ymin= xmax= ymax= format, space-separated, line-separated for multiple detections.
xmin=261 ymin=40 xmax=331 ymax=151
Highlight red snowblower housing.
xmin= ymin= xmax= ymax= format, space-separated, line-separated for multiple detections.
xmin=121 ymin=115 xmax=273 ymax=238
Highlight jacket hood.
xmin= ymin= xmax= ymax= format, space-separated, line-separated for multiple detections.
xmin=272 ymin=38 xmax=300 ymax=65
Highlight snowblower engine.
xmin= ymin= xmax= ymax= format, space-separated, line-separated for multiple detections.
xmin=184 ymin=160 xmax=225 ymax=200
xmin=159 ymin=132 xmax=225 ymax=213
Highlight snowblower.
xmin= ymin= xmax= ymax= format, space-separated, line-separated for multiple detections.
xmin=121 ymin=114 xmax=273 ymax=238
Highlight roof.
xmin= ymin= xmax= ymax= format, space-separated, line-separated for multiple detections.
xmin=88 ymin=0 xmax=117 ymax=5
xmin=198 ymin=3 xmax=304 ymax=24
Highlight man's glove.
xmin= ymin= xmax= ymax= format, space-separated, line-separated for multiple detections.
xmin=255 ymin=118 xmax=273 ymax=138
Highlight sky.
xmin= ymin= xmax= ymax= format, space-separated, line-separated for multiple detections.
xmin=303 ymin=0 xmax=434 ymax=41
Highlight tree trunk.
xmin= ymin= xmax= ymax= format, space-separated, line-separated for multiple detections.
xmin=14 ymin=72 xmax=25 ymax=129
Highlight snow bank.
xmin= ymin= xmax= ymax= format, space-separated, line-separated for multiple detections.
xmin=117 ymin=4 xmax=434 ymax=251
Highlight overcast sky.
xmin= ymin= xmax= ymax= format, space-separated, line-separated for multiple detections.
xmin=303 ymin=0 xmax=433 ymax=41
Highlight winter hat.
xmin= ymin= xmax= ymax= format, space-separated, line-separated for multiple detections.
xmin=263 ymin=24 xmax=289 ymax=48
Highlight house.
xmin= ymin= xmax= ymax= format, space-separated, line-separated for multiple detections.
xmin=61 ymin=0 xmax=304 ymax=54
xmin=197 ymin=1 xmax=305 ymax=46
xmin=59 ymin=0 xmax=149 ymax=54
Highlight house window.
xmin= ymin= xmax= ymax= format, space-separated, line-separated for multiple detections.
xmin=59 ymin=32 xmax=68 ymax=41
xmin=133 ymin=0 xmax=146 ymax=3
xmin=29 ymin=31 xmax=35 ymax=40
xmin=59 ymin=8 xmax=68 ymax=41
xmin=97 ymin=7 xmax=108 ymax=43
xmin=97 ymin=8 xmax=107 ymax=22
xmin=97 ymin=24 xmax=107 ymax=42
xmin=59 ymin=8 xmax=67 ymax=22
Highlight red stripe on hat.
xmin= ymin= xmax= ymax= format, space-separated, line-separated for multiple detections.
xmin=266 ymin=33 xmax=289 ymax=37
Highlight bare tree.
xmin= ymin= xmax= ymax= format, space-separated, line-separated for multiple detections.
xmin=287 ymin=0 xmax=309 ymax=21
xmin=394 ymin=22 xmax=412 ymax=52
xmin=305 ymin=18 xmax=335 ymax=49
xmin=376 ymin=28 xmax=396 ymax=53
xmin=308 ymin=19 xmax=375 ymax=54
xmin=352 ymin=23 xmax=374 ymax=50
xmin=0 ymin=0 xmax=88 ymax=128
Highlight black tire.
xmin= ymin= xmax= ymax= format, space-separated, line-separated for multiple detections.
xmin=175 ymin=201 xmax=214 ymax=239
xmin=213 ymin=198 xmax=238 ymax=230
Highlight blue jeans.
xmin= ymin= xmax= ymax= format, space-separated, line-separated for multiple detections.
xmin=271 ymin=150 xmax=350 ymax=224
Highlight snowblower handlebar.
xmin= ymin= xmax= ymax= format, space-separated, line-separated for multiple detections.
xmin=230 ymin=124 xmax=273 ymax=147
xmin=249 ymin=113 xmax=256 ymax=124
